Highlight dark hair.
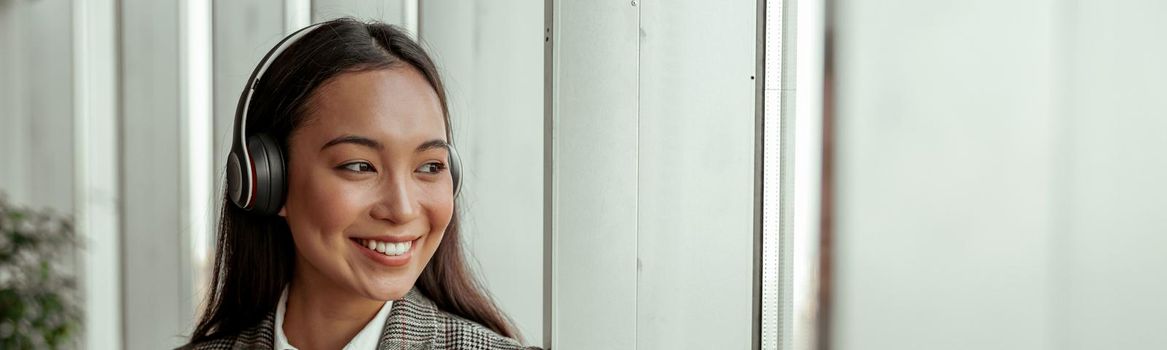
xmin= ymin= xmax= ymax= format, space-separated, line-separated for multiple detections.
xmin=188 ymin=18 xmax=518 ymax=344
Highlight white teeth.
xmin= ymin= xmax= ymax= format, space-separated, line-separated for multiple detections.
xmin=361 ymin=239 xmax=412 ymax=257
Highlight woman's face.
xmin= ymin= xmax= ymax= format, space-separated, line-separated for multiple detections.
xmin=280 ymin=67 xmax=453 ymax=301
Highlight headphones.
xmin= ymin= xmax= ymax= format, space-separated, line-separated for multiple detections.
xmin=227 ymin=22 xmax=462 ymax=215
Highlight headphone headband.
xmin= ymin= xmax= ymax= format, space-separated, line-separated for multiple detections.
xmin=229 ymin=23 xmax=325 ymax=210
xmin=227 ymin=24 xmax=324 ymax=210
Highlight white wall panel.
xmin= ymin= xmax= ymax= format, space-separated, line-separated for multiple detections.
xmin=313 ymin=0 xmax=407 ymax=26
xmin=832 ymin=1 xmax=1056 ymax=349
xmin=0 ymin=0 xmax=30 ymax=203
xmin=1058 ymin=1 xmax=1167 ymax=348
xmin=551 ymin=1 xmax=640 ymax=349
xmin=74 ymin=0 xmax=122 ymax=347
xmin=0 ymin=0 xmax=75 ymax=212
xmin=637 ymin=0 xmax=757 ymax=348
xmin=831 ymin=1 xmax=1167 ymax=349
xmin=24 ymin=0 xmax=75 ymax=213
xmin=121 ymin=0 xmax=193 ymax=348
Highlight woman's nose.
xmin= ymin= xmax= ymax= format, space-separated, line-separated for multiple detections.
xmin=369 ymin=176 xmax=421 ymax=224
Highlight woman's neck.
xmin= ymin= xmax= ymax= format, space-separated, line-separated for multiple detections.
xmin=283 ymin=263 xmax=385 ymax=350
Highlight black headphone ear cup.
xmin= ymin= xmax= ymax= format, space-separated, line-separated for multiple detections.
xmin=448 ymin=145 xmax=462 ymax=198
xmin=247 ymin=133 xmax=287 ymax=214
xmin=226 ymin=152 xmax=248 ymax=208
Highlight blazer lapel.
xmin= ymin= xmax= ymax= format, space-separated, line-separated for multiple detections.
xmin=375 ymin=288 xmax=439 ymax=350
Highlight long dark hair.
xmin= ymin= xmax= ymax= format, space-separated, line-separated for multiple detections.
xmin=188 ymin=18 xmax=518 ymax=344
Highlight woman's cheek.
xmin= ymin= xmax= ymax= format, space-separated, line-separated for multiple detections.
xmin=313 ymin=177 xmax=370 ymax=228
xmin=417 ymin=183 xmax=453 ymax=257
xmin=296 ymin=169 xmax=364 ymax=234
xmin=425 ymin=176 xmax=456 ymax=221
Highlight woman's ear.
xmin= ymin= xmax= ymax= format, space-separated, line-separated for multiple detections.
xmin=278 ymin=205 xmax=287 ymax=217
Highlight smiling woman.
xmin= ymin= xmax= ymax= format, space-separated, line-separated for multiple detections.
xmin=182 ymin=18 xmax=535 ymax=350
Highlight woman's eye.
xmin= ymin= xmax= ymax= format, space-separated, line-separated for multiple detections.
xmin=339 ymin=161 xmax=376 ymax=173
xmin=418 ymin=162 xmax=447 ymax=174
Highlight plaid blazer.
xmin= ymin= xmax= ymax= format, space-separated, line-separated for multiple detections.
xmin=182 ymin=288 xmax=540 ymax=350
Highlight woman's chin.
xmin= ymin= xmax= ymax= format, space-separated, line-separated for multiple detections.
xmin=361 ymin=278 xmax=417 ymax=301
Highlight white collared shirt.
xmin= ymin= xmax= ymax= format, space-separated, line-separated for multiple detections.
xmin=274 ymin=287 xmax=394 ymax=350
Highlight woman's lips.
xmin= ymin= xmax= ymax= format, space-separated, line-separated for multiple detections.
xmin=351 ymin=237 xmax=417 ymax=267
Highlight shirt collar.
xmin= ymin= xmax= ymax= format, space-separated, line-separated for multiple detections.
xmin=273 ymin=286 xmax=394 ymax=350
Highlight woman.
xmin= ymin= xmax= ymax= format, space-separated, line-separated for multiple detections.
xmin=184 ymin=18 xmax=534 ymax=350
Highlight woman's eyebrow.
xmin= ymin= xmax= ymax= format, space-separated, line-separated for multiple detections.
xmin=320 ymin=134 xmax=449 ymax=153
xmin=414 ymin=139 xmax=450 ymax=153
xmin=320 ymin=135 xmax=381 ymax=151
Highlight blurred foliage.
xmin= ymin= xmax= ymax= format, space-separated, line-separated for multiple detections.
xmin=0 ymin=194 xmax=81 ymax=349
